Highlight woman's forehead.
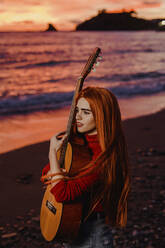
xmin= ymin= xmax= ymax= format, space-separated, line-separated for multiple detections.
xmin=76 ymin=97 xmax=91 ymax=109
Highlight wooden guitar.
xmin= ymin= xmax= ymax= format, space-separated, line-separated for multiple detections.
xmin=40 ymin=47 xmax=102 ymax=243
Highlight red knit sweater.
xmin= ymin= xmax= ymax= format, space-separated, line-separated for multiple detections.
xmin=42 ymin=134 xmax=103 ymax=211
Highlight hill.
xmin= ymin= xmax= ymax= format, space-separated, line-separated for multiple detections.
xmin=76 ymin=10 xmax=159 ymax=31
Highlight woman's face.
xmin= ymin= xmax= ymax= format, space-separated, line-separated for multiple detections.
xmin=75 ymin=97 xmax=97 ymax=135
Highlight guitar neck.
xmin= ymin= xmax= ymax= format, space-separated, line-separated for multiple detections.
xmin=59 ymin=47 xmax=101 ymax=168
xmin=59 ymin=76 xmax=84 ymax=168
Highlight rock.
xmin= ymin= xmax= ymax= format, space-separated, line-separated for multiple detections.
xmin=18 ymin=226 xmax=25 ymax=232
xmin=1 ymin=232 xmax=17 ymax=238
xmin=26 ymin=220 xmax=31 ymax=224
xmin=132 ymin=230 xmax=139 ymax=236
xmin=76 ymin=10 xmax=158 ymax=31
xmin=31 ymin=216 xmax=40 ymax=222
xmin=142 ymin=207 xmax=148 ymax=211
xmin=160 ymin=190 xmax=165 ymax=196
xmin=45 ymin=23 xmax=57 ymax=32
xmin=16 ymin=173 xmax=33 ymax=184
xmin=16 ymin=215 xmax=24 ymax=220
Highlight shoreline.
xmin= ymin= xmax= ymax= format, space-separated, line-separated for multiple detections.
xmin=1 ymin=91 xmax=165 ymax=155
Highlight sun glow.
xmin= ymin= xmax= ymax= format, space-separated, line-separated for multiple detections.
xmin=0 ymin=0 xmax=164 ymax=31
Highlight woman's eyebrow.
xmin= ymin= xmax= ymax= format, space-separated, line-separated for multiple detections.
xmin=81 ymin=108 xmax=92 ymax=111
xmin=75 ymin=107 xmax=92 ymax=112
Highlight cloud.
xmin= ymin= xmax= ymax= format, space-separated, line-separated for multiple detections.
xmin=13 ymin=20 xmax=35 ymax=24
xmin=142 ymin=0 xmax=162 ymax=7
xmin=0 ymin=0 xmax=41 ymax=5
xmin=103 ymin=0 xmax=162 ymax=9
xmin=143 ymin=0 xmax=161 ymax=3
xmin=0 ymin=0 xmax=165 ymax=31
xmin=70 ymin=19 xmax=83 ymax=24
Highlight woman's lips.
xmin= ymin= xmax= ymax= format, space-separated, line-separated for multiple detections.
xmin=76 ymin=122 xmax=83 ymax=127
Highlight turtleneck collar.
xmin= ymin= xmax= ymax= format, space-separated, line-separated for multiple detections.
xmin=85 ymin=133 xmax=98 ymax=142
xmin=85 ymin=133 xmax=102 ymax=159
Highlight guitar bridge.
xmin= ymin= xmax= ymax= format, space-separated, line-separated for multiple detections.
xmin=46 ymin=200 xmax=56 ymax=215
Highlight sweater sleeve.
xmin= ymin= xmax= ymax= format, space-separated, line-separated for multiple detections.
xmin=42 ymin=163 xmax=50 ymax=176
xmin=50 ymin=171 xmax=99 ymax=203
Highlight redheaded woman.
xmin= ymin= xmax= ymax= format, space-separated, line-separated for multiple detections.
xmin=42 ymin=87 xmax=130 ymax=247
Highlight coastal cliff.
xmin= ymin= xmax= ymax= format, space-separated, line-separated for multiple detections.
xmin=76 ymin=10 xmax=159 ymax=31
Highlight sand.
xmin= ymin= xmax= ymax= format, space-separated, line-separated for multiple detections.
xmin=0 ymin=108 xmax=165 ymax=247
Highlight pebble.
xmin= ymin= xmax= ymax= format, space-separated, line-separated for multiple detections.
xmin=0 ymin=148 xmax=164 ymax=248
xmin=132 ymin=230 xmax=139 ymax=236
xmin=148 ymin=163 xmax=158 ymax=168
xmin=160 ymin=190 xmax=165 ymax=196
xmin=16 ymin=173 xmax=33 ymax=184
xmin=136 ymin=147 xmax=162 ymax=157
xmin=1 ymin=232 xmax=17 ymax=239
xmin=26 ymin=220 xmax=31 ymax=224
xmin=16 ymin=216 xmax=24 ymax=220
xmin=18 ymin=227 xmax=25 ymax=232
xmin=31 ymin=216 xmax=40 ymax=222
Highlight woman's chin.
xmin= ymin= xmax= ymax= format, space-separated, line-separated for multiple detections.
xmin=77 ymin=128 xmax=85 ymax=133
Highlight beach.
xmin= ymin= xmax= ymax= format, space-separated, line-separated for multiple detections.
xmin=0 ymin=108 xmax=165 ymax=247
xmin=1 ymin=30 xmax=165 ymax=247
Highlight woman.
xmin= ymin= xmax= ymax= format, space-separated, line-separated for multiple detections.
xmin=42 ymin=87 xmax=131 ymax=247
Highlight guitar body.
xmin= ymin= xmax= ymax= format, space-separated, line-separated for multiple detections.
xmin=40 ymin=185 xmax=63 ymax=241
xmin=40 ymin=140 xmax=92 ymax=242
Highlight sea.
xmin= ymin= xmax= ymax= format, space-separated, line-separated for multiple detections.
xmin=0 ymin=31 xmax=165 ymax=153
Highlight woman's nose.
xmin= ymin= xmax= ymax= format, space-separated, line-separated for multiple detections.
xmin=76 ymin=111 xmax=82 ymax=120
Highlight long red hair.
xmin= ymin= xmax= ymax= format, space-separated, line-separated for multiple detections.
xmin=70 ymin=87 xmax=130 ymax=227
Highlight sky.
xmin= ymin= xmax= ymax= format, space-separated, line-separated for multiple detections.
xmin=0 ymin=0 xmax=165 ymax=31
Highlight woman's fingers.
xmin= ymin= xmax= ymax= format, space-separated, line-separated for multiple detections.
xmin=56 ymin=131 xmax=67 ymax=140
xmin=50 ymin=132 xmax=67 ymax=152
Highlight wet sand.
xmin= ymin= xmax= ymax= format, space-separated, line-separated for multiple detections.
xmin=1 ymin=91 xmax=165 ymax=155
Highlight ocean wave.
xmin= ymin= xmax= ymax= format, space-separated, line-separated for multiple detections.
xmin=0 ymin=59 xmax=83 ymax=69
xmin=14 ymin=59 xmax=84 ymax=69
xmin=0 ymin=82 xmax=165 ymax=116
xmin=89 ymin=71 xmax=165 ymax=82
xmin=109 ymin=81 xmax=165 ymax=97
xmin=1 ymin=41 xmax=56 ymax=47
xmin=22 ymin=50 xmax=65 ymax=56
xmin=0 ymin=52 xmax=10 ymax=59
xmin=113 ymin=48 xmax=156 ymax=54
xmin=0 ymin=92 xmax=74 ymax=116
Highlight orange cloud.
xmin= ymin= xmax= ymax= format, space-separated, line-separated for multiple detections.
xmin=0 ymin=0 xmax=164 ymax=31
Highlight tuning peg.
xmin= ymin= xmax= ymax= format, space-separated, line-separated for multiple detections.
xmin=95 ymin=61 xmax=100 ymax=67
xmin=98 ymin=55 xmax=102 ymax=60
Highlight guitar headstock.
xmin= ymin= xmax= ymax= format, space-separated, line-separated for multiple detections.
xmin=80 ymin=47 xmax=102 ymax=80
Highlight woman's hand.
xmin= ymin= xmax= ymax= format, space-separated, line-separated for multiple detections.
xmin=48 ymin=132 xmax=67 ymax=187
xmin=48 ymin=131 xmax=67 ymax=172
xmin=49 ymin=131 xmax=67 ymax=157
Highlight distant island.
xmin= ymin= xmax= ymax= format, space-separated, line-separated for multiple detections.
xmin=45 ymin=23 xmax=57 ymax=32
xmin=76 ymin=9 xmax=164 ymax=31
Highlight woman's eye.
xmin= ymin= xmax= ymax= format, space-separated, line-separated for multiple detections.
xmin=84 ymin=111 xmax=90 ymax=115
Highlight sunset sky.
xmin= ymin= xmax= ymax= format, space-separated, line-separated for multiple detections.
xmin=0 ymin=0 xmax=165 ymax=31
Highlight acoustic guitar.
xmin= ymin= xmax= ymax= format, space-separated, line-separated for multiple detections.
xmin=40 ymin=47 xmax=102 ymax=243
